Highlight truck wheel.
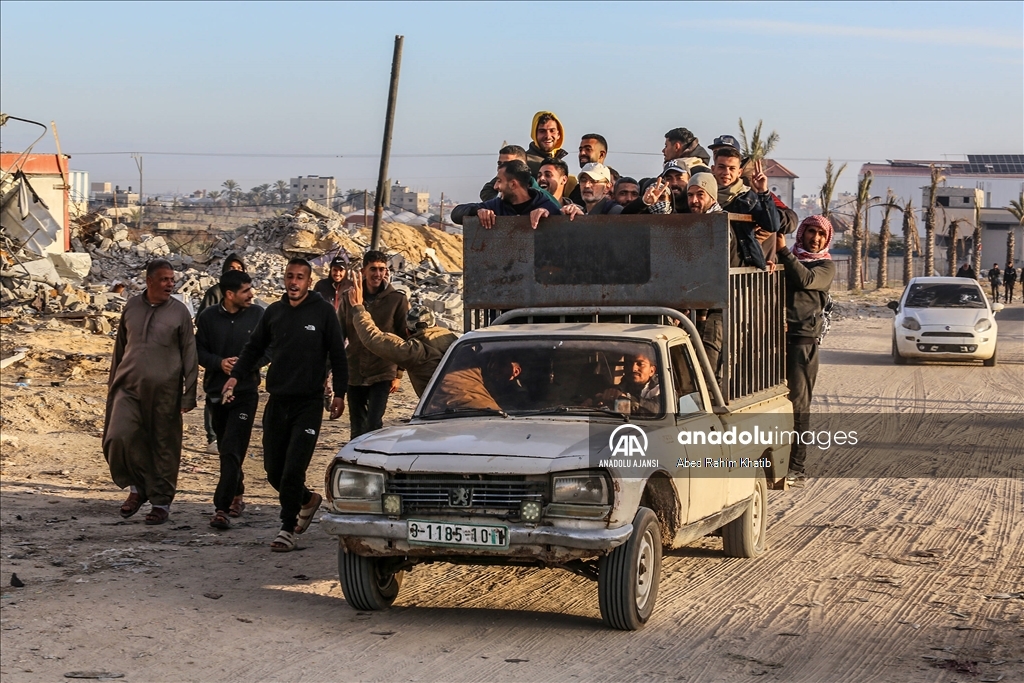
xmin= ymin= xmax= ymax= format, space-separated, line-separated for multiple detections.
xmin=983 ymin=347 xmax=997 ymax=367
xmin=892 ymin=336 xmax=907 ymax=365
xmin=722 ymin=470 xmax=767 ymax=558
xmin=598 ymin=507 xmax=661 ymax=631
xmin=338 ymin=546 xmax=403 ymax=611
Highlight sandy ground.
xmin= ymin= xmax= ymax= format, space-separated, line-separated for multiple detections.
xmin=1 ymin=299 xmax=1022 ymax=682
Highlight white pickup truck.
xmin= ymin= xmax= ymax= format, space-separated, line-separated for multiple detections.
xmin=321 ymin=215 xmax=794 ymax=630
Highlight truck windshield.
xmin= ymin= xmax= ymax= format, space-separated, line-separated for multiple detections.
xmin=905 ymin=282 xmax=986 ymax=309
xmin=420 ymin=338 xmax=664 ymax=419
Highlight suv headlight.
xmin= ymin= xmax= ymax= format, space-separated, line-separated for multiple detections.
xmin=901 ymin=317 xmax=921 ymax=331
xmin=552 ymin=471 xmax=610 ymax=505
xmin=331 ymin=466 xmax=385 ymax=500
xmin=974 ymin=318 xmax=992 ymax=332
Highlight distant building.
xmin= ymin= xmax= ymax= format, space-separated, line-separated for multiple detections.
xmin=91 ymin=184 xmax=139 ymax=207
xmin=290 ymin=175 xmax=336 ymax=204
xmin=390 ymin=181 xmax=429 ymax=215
xmin=978 ymin=208 xmax=1023 ymax=268
xmin=763 ymin=159 xmax=797 ymax=208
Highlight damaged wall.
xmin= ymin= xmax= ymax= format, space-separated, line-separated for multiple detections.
xmin=1 ymin=153 xmax=70 ymax=255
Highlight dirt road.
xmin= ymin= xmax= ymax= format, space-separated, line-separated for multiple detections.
xmin=1 ymin=301 xmax=1022 ymax=682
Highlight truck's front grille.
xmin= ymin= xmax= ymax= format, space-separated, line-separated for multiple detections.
xmin=386 ymin=474 xmax=546 ymax=513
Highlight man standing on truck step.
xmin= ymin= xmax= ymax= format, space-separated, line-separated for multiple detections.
xmin=775 ymin=217 xmax=837 ymax=487
xmin=196 ymin=269 xmax=266 ymax=530
xmin=346 ymin=275 xmax=459 ymax=398
xmin=104 ymin=259 xmax=198 ymax=525
xmin=222 ymin=258 xmax=348 ymax=552
xmin=451 ymin=160 xmax=563 ymax=230
xmin=338 ymin=250 xmax=410 ymax=440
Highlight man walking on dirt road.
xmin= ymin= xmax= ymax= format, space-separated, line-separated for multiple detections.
xmin=222 ymin=258 xmax=348 ymax=552
xmin=104 ymin=259 xmax=198 ymax=525
xmin=196 ymin=269 xmax=266 ymax=530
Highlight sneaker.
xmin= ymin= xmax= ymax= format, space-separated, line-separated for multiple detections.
xmin=206 ymin=440 xmax=219 ymax=454
xmin=786 ymin=473 xmax=807 ymax=488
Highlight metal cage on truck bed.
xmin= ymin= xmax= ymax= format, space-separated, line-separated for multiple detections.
xmin=461 ymin=214 xmax=787 ymax=407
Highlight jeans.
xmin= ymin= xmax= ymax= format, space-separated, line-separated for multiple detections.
xmin=347 ymin=381 xmax=392 ymax=440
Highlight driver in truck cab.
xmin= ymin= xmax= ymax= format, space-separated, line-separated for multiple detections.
xmin=590 ymin=349 xmax=661 ymax=415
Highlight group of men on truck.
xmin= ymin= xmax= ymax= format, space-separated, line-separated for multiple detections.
xmin=102 ymin=110 xmax=836 ymax=546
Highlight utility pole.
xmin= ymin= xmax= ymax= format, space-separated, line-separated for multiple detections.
xmin=132 ymin=153 xmax=144 ymax=229
xmin=439 ymin=192 xmax=444 ymax=228
xmin=371 ymin=35 xmax=404 ymax=251
xmin=364 ymin=189 xmax=368 ymax=228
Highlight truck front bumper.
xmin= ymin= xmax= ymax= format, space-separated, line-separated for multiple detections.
xmin=320 ymin=513 xmax=632 ymax=562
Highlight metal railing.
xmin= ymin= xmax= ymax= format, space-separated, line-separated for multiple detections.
xmin=724 ymin=267 xmax=787 ymax=404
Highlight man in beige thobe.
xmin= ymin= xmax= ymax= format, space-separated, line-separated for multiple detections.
xmin=103 ymin=259 xmax=198 ymax=525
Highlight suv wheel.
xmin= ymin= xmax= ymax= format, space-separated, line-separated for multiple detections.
xmin=338 ymin=546 xmax=403 ymax=610
xmin=598 ymin=507 xmax=661 ymax=630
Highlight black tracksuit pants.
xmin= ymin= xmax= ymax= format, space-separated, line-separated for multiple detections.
xmin=209 ymin=393 xmax=259 ymax=512
xmin=786 ymin=339 xmax=819 ymax=475
xmin=262 ymin=395 xmax=323 ymax=531
xmin=347 ymin=381 xmax=391 ymax=439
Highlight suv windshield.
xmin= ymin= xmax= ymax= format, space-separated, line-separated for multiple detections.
xmin=905 ymin=282 xmax=986 ymax=309
xmin=420 ymin=337 xmax=664 ymax=419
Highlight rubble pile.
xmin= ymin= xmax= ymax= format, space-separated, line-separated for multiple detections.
xmin=2 ymin=199 xmax=465 ymax=333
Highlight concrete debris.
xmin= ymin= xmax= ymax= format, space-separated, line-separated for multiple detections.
xmin=2 ymin=203 xmax=464 ymax=332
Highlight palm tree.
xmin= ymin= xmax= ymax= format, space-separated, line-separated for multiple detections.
xmin=946 ymin=218 xmax=968 ymax=276
xmin=849 ymin=172 xmax=873 ymax=290
xmin=222 ymin=179 xmax=240 ymax=207
xmin=274 ymin=180 xmax=290 ymax=205
xmin=923 ymin=165 xmax=945 ymax=276
xmin=819 ymin=158 xmax=847 ymax=218
xmin=1007 ymin=191 xmax=1024 ymax=268
xmin=973 ymin=201 xmax=983 ymax=278
xmin=876 ymin=190 xmax=901 ymax=289
xmin=207 ymin=189 xmax=222 ymax=203
xmin=902 ymin=199 xmax=918 ymax=285
xmin=737 ymin=118 xmax=780 ymax=161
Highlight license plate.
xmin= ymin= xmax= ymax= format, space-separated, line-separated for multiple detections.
xmin=407 ymin=520 xmax=509 ymax=549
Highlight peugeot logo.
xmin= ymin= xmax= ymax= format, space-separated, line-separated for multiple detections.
xmin=449 ymin=486 xmax=471 ymax=507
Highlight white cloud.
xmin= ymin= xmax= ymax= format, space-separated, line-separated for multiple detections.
xmin=683 ymin=19 xmax=1021 ymax=50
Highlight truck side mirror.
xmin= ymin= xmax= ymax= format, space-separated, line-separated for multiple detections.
xmin=886 ymin=301 xmax=899 ymax=312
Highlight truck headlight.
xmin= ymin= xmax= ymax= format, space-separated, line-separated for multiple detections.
xmin=552 ymin=471 xmax=610 ymax=505
xmin=901 ymin=317 xmax=921 ymax=331
xmin=332 ymin=466 xmax=385 ymax=500
xmin=974 ymin=318 xmax=992 ymax=332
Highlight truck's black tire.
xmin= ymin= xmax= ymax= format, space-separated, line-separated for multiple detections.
xmin=598 ymin=507 xmax=661 ymax=631
xmin=892 ymin=336 xmax=907 ymax=365
xmin=338 ymin=546 xmax=403 ymax=611
xmin=983 ymin=347 xmax=997 ymax=367
xmin=722 ymin=470 xmax=767 ymax=558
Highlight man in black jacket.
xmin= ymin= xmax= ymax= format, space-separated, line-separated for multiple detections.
xmin=452 ymin=160 xmax=562 ymax=229
xmin=313 ymin=255 xmax=351 ymax=312
xmin=710 ymin=136 xmax=781 ymax=269
xmin=196 ymin=269 xmax=266 ymax=529
xmin=1004 ymin=263 xmax=1017 ymax=303
xmin=223 ymin=258 xmax=348 ymax=552
xmin=775 ymin=217 xmax=837 ymax=487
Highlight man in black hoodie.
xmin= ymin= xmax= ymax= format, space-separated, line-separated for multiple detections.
xmin=196 ymin=269 xmax=266 ymax=529
xmin=709 ymin=136 xmax=781 ymax=270
xmin=223 ymin=258 xmax=347 ymax=552
xmin=196 ymin=253 xmax=246 ymax=451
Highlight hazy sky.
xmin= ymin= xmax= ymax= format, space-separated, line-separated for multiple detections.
xmin=2 ymin=1 xmax=1021 ymax=204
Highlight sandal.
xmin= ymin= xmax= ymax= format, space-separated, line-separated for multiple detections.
xmin=228 ymin=496 xmax=246 ymax=518
xmin=270 ymin=530 xmax=297 ymax=552
xmin=294 ymin=492 xmax=322 ymax=534
xmin=144 ymin=507 xmax=169 ymax=525
xmin=210 ymin=510 xmax=230 ymax=530
xmin=119 ymin=492 xmax=147 ymax=519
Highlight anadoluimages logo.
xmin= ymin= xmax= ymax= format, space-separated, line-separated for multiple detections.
xmin=601 ymin=424 xmax=658 ymax=468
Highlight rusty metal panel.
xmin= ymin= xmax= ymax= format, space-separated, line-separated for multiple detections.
xmin=464 ymin=214 xmax=733 ymax=310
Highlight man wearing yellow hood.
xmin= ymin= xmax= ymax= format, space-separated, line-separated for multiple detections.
xmin=527 ymin=111 xmax=577 ymax=199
